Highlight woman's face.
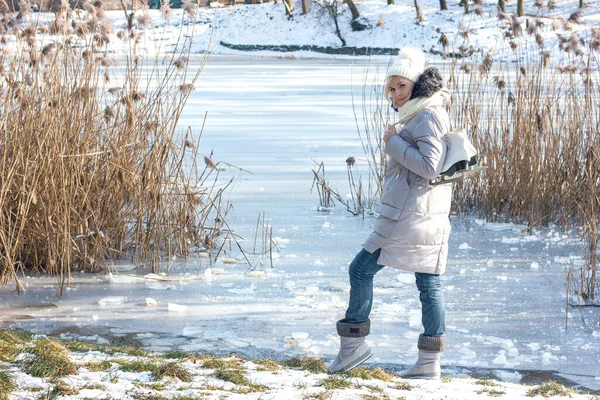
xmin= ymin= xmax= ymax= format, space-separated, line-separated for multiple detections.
xmin=388 ymin=76 xmax=414 ymax=109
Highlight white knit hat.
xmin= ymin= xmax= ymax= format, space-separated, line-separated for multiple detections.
xmin=385 ymin=48 xmax=427 ymax=83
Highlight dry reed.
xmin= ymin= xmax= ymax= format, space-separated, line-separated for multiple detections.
xmin=0 ymin=0 xmax=240 ymax=295
xmin=354 ymin=10 xmax=600 ymax=306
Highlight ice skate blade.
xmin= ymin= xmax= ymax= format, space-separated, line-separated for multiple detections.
xmin=429 ymin=166 xmax=486 ymax=186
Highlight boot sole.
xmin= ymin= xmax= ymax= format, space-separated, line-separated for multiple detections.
xmin=329 ymin=349 xmax=373 ymax=374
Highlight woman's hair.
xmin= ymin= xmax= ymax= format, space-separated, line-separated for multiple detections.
xmin=384 ymin=67 xmax=444 ymax=103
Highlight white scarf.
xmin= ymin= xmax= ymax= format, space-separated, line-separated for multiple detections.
xmin=395 ymin=89 xmax=451 ymax=125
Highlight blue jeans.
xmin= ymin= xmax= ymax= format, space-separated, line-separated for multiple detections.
xmin=340 ymin=248 xmax=445 ymax=337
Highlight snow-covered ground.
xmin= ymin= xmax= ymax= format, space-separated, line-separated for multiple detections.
xmin=2 ymin=0 xmax=600 ymax=398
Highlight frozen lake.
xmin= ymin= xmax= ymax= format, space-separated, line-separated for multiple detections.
xmin=1 ymin=56 xmax=599 ymax=392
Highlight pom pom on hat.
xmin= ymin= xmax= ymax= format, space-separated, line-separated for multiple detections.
xmin=385 ymin=47 xmax=427 ymax=83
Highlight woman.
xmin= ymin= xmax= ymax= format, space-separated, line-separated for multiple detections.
xmin=328 ymin=48 xmax=452 ymax=379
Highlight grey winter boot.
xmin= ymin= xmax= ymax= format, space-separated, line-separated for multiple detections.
xmin=401 ymin=334 xmax=444 ymax=379
xmin=328 ymin=320 xmax=373 ymax=374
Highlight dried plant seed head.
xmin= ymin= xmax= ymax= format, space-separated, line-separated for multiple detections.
xmin=510 ymin=41 xmax=518 ymax=50
xmin=160 ymin=0 xmax=173 ymax=22
xmin=473 ymin=0 xmax=482 ymax=4
xmin=526 ymin=20 xmax=536 ymax=35
xmin=559 ymin=17 xmax=572 ymax=31
xmin=174 ymin=59 xmax=185 ymax=69
xmin=88 ymin=18 xmax=99 ymax=32
xmin=480 ymin=51 xmax=493 ymax=75
xmin=497 ymin=9 xmax=509 ymax=21
xmin=377 ymin=14 xmax=384 ymax=27
xmin=179 ymin=83 xmax=194 ymax=94
xmin=100 ymin=19 xmax=113 ymax=35
xmin=346 ymin=156 xmax=356 ymax=166
xmin=460 ymin=61 xmax=471 ymax=73
xmin=83 ymin=3 xmax=96 ymax=16
xmin=474 ymin=7 xmax=484 ymax=16
xmin=438 ymin=33 xmax=448 ymax=47
xmin=41 ymin=43 xmax=56 ymax=58
xmin=182 ymin=0 xmax=197 ymax=17
xmin=568 ymin=10 xmax=581 ymax=24
xmin=18 ymin=0 xmax=32 ymax=18
xmin=507 ymin=91 xmax=515 ymax=105
xmin=101 ymin=57 xmax=115 ymax=67
xmin=533 ymin=0 xmax=543 ymax=8
xmin=132 ymin=91 xmax=145 ymax=101
xmin=459 ymin=23 xmax=471 ymax=39
xmin=547 ymin=0 xmax=555 ymax=8
xmin=138 ymin=13 xmax=151 ymax=29
xmin=117 ymin=29 xmax=126 ymax=40
xmin=38 ymin=24 xmax=50 ymax=34
xmin=108 ymin=87 xmax=122 ymax=95
xmin=104 ymin=106 xmax=115 ymax=121
xmin=109 ymin=141 xmax=120 ymax=158
xmin=104 ymin=70 xmax=110 ymax=83
xmin=0 ymin=0 xmax=9 ymax=13
xmin=535 ymin=33 xmax=543 ymax=48
xmin=130 ymin=27 xmax=138 ymax=40
xmin=204 ymin=156 xmax=217 ymax=169
xmin=510 ymin=14 xmax=522 ymax=36
xmin=184 ymin=140 xmax=195 ymax=149
xmin=542 ymin=51 xmax=550 ymax=67
xmin=520 ymin=66 xmax=526 ymax=76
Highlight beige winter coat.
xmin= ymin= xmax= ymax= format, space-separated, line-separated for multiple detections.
xmin=362 ymin=105 xmax=452 ymax=274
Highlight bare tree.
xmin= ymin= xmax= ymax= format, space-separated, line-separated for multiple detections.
xmin=517 ymin=0 xmax=524 ymax=16
xmin=283 ymin=0 xmax=293 ymax=18
xmin=498 ymin=0 xmax=505 ymax=12
xmin=315 ymin=0 xmax=346 ymax=45
xmin=345 ymin=0 xmax=360 ymax=19
xmin=388 ymin=0 xmax=394 ymax=4
xmin=440 ymin=0 xmax=448 ymax=10
xmin=302 ymin=0 xmax=309 ymax=14
xmin=414 ymin=0 xmax=423 ymax=21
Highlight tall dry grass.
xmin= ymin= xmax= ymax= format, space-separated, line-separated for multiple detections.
xmin=443 ymin=14 xmax=600 ymax=305
xmin=356 ymin=12 xmax=599 ymax=304
xmin=0 ymin=1 xmax=237 ymax=295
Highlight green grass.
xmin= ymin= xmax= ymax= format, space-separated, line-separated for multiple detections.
xmin=526 ymin=380 xmax=575 ymax=398
xmin=214 ymin=369 xmax=251 ymax=386
xmin=475 ymin=379 xmax=500 ymax=387
xmin=200 ymin=357 xmax=245 ymax=371
xmin=152 ymin=361 xmax=193 ymax=382
xmin=392 ymin=381 xmax=414 ymax=391
xmin=254 ymin=358 xmax=280 ymax=372
xmin=213 ymin=369 xmax=268 ymax=393
xmin=25 ymin=337 xmax=78 ymax=378
xmin=319 ymin=376 xmax=352 ymax=390
xmin=162 ymin=349 xmax=189 ymax=360
xmin=64 ymin=339 xmax=147 ymax=357
xmin=282 ymin=357 xmax=327 ymax=374
xmin=112 ymin=358 xmax=159 ymax=373
xmin=0 ymin=329 xmax=32 ymax=362
xmin=82 ymin=360 xmax=113 ymax=372
xmin=80 ymin=383 xmax=106 ymax=390
xmin=477 ymin=387 xmax=506 ymax=397
xmin=345 ymin=367 xmax=396 ymax=382
xmin=46 ymin=379 xmax=79 ymax=398
xmin=0 ymin=368 xmax=17 ymax=400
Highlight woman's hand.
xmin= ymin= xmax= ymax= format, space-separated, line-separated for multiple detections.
xmin=383 ymin=124 xmax=397 ymax=144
